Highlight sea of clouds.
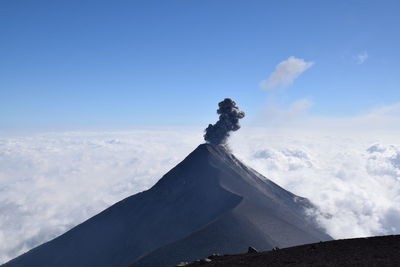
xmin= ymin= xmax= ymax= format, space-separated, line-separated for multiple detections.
xmin=1 ymin=128 xmax=399 ymax=263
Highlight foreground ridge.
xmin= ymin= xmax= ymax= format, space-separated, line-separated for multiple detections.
xmin=187 ymin=235 xmax=400 ymax=267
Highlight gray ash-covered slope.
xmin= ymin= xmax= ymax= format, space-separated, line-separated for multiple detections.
xmin=3 ymin=144 xmax=331 ymax=267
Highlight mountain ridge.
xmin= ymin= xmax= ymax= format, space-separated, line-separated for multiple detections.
xmin=131 ymin=144 xmax=331 ymax=266
xmin=187 ymin=235 xmax=400 ymax=267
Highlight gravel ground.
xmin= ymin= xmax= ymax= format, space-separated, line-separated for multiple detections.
xmin=186 ymin=235 xmax=400 ymax=267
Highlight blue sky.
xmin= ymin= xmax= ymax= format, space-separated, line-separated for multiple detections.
xmin=1 ymin=0 xmax=399 ymax=130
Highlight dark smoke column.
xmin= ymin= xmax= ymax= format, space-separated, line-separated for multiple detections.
xmin=204 ymin=98 xmax=245 ymax=145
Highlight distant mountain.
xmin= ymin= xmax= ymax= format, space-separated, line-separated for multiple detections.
xmin=3 ymin=144 xmax=331 ymax=267
xmin=186 ymin=235 xmax=400 ymax=267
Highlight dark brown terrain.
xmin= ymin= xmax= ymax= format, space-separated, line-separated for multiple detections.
xmin=187 ymin=235 xmax=400 ymax=267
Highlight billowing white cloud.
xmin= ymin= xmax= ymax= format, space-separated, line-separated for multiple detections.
xmin=0 ymin=129 xmax=203 ymax=264
xmin=230 ymin=129 xmax=400 ymax=239
xmin=260 ymin=56 xmax=314 ymax=90
xmin=0 ymin=127 xmax=400 ymax=264
xmin=356 ymin=51 xmax=368 ymax=64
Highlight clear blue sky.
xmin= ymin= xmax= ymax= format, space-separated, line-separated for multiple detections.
xmin=1 ymin=0 xmax=399 ymax=130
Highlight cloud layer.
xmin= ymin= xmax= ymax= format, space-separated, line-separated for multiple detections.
xmin=230 ymin=129 xmax=400 ymax=238
xmin=260 ymin=56 xmax=314 ymax=90
xmin=0 ymin=130 xmax=202 ymax=264
xmin=0 ymin=128 xmax=399 ymax=263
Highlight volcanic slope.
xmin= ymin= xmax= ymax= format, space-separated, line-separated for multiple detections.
xmin=3 ymin=144 xmax=331 ymax=267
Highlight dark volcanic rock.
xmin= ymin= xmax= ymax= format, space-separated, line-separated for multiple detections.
xmin=247 ymin=247 xmax=258 ymax=254
xmin=187 ymin=235 xmax=400 ymax=267
xmin=3 ymin=144 xmax=331 ymax=267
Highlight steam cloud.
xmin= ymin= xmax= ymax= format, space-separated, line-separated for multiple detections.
xmin=204 ymin=98 xmax=245 ymax=145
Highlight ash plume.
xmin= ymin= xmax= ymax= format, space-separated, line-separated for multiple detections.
xmin=204 ymin=98 xmax=245 ymax=145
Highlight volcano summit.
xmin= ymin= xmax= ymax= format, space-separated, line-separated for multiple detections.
xmin=3 ymin=99 xmax=331 ymax=267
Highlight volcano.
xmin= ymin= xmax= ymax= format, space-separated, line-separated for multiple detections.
xmin=3 ymin=144 xmax=331 ymax=267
